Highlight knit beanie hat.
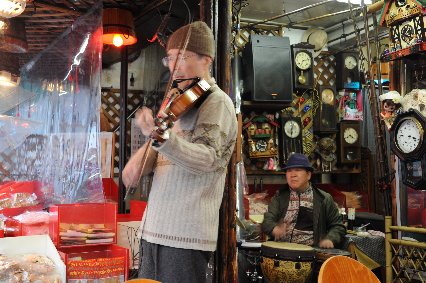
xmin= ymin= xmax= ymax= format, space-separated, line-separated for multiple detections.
xmin=166 ymin=21 xmax=215 ymax=59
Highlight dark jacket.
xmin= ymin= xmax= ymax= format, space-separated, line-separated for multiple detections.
xmin=262 ymin=184 xmax=346 ymax=248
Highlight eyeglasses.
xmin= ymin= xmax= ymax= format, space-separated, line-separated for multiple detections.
xmin=162 ymin=54 xmax=196 ymax=67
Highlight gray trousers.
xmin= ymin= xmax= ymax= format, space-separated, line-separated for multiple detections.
xmin=139 ymin=239 xmax=212 ymax=283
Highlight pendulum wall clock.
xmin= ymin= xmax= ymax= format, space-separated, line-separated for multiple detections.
xmin=338 ymin=120 xmax=361 ymax=164
xmin=314 ymin=85 xmax=337 ymax=133
xmin=336 ymin=52 xmax=360 ymax=90
xmin=278 ymin=115 xmax=303 ymax=165
xmin=291 ymin=43 xmax=315 ymax=92
xmin=390 ymin=109 xmax=426 ymax=190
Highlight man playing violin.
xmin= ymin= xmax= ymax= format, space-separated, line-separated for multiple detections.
xmin=262 ymin=153 xmax=346 ymax=249
xmin=122 ymin=21 xmax=237 ymax=282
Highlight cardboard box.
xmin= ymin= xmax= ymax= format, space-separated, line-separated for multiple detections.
xmin=117 ymin=221 xmax=140 ymax=269
xmin=0 ymin=235 xmax=66 ymax=282
xmin=59 ymin=244 xmax=128 ymax=282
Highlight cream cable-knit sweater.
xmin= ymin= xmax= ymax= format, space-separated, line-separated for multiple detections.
xmin=140 ymin=80 xmax=237 ymax=251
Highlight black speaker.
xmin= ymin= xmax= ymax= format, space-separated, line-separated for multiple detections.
xmin=242 ymin=35 xmax=293 ymax=102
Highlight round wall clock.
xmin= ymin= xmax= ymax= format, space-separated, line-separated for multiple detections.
xmin=344 ymin=55 xmax=357 ymax=70
xmin=284 ymin=120 xmax=301 ymax=138
xmin=343 ymin=127 xmax=359 ymax=144
xmin=401 ymin=24 xmax=414 ymax=44
xmin=390 ymin=109 xmax=426 ymax=161
xmin=295 ymin=51 xmax=312 ymax=70
xmin=321 ymin=88 xmax=335 ymax=105
xmin=255 ymin=140 xmax=268 ymax=152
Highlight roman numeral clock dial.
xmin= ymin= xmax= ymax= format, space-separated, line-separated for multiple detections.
xmin=390 ymin=109 xmax=426 ymax=161
xmin=391 ymin=110 xmax=426 ymax=190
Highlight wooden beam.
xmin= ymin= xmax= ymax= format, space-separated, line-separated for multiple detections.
xmin=20 ymin=13 xmax=70 ymax=17
xmin=23 ymin=29 xmax=63 ymax=33
xmin=135 ymin=0 xmax=169 ymax=21
xmin=119 ymin=0 xmax=140 ymax=12
xmin=26 ymin=24 xmax=70 ymax=28
xmin=34 ymin=1 xmax=81 ymax=16
xmin=26 ymin=18 xmax=75 ymax=23
xmin=58 ymin=0 xmax=81 ymax=11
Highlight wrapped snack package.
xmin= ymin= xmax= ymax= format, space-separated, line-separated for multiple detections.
xmin=0 ymin=253 xmax=61 ymax=282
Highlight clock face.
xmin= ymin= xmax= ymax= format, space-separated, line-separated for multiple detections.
xmin=344 ymin=55 xmax=357 ymax=70
xmin=255 ymin=140 xmax=268 ymax=152
xmin=321 ymin=88 xmax=335 ymax=105
xmin=284 ymin=120 xmax=301 ymax=138
xmin=343 ymin=127 xmax=358 ymax=144
xmin=295 ymin=51 xmax=312 ymax=70
xmin=396 ymin=118 xmax=423 ymax=153
xmin=401 ymin=23 xmax=415 ymax=44
xmin=396 ymin=0 xmax=407 ymax=7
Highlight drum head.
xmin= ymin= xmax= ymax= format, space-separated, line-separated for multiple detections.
xmin=314 ymin=248 xmax=352 ymax=262
xmin=261 ymin=241 xmax=314 ymax=261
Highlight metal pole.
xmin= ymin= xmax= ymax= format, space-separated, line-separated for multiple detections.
xmin=245 ymin=0 xmax=334 ymax=28
xmin=294 ymin=7 xmax=362 ymax=25
xmin=118 ymin=46 xmax=128 ymax=214
xmin=385 ymin=216 xmax=392 ymax=283
xmin=362 ymin=3 xmax=392 ymax=216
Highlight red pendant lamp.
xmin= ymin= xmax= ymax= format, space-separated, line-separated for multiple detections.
xmin=0 ymin=18 xmax=28 ymax=53
xmin=102 ymin=8 xmax=137 ymax=47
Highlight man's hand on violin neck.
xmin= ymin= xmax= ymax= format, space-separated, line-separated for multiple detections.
xmin=135 ymin=106 xmax=155 ymax=137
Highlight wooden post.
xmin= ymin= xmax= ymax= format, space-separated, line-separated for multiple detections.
xmin=385 ymin=216 xmax=392 ymax=283
xmin=203 ymin=0 xmax=236 ymax=282
xmin=201 ymin=0 xmax=235 ymax=281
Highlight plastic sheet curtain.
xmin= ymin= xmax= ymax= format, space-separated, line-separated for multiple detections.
xmin=0 ymin=1 xmax=104 ymax=204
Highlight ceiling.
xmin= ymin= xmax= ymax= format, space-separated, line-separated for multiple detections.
xmin=241 ymin=0 xmax=387 ymax=47
xmin=3 ymin=0 xmax=384 ymax=69
xmin=240 ymin=0 xmax=358 ymax=29
xmin=8 ymin=0 xmax=199 ymax=68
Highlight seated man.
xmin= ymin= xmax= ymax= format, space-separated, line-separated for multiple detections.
xmin=262 ymin=153 xmax=346 ymax=248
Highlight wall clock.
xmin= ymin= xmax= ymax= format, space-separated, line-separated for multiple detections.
xmin=244 ymin=115 xmax=279 ymax=159
xmin=400 ymin=23 xmax=415 ymax=44
xmin=314 ymin=85 xmax=337 ymax=133
xmin=291 ymin=43 xmax=314 ymax=91
xmin=278 ymin=115 xmax=303 ymax=165
xmin=336 ymin=52 xmax=360 ymax=90
xmin=390 ymin=109 xmax=426 ymax=162
xmin=338 ymin=121 xmax=361 ymax=164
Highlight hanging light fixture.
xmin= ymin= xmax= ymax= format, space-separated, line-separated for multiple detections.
xmin=0 ymin=52 xmax=19 ymax=87
xmin=0 ymin=18 xmax=27 ymax=53
xmin=0 ymin=19 xmax=8 ymax=31
xmin=0 ymin=0 xmax=27 ymax=18
xmin=102 ymin=8 xmax=137 ymax=47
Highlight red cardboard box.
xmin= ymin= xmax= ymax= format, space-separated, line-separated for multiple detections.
xmin=59 ymin=244 xmax=128 ymax=282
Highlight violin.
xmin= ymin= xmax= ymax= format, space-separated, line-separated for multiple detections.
xmin=151 ymin=77 xmax=211 ymax=143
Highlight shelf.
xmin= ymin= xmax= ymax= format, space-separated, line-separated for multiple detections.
xmin=246 ymin=168 xmax=362 ymax=175
xmin=241 ymin=100 xmax=291 ymax=111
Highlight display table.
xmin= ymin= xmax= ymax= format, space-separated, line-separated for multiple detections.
xmin=344 ymin=234 xmax=385 ymax=270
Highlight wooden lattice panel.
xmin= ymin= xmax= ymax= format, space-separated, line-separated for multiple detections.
xmin=101 ymin=88 xmax=162 ymax=177
xmin=314 ymin=52 xmax=336 ymax=87
xmin=390 ymin=244 xmax=426 ymax=282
